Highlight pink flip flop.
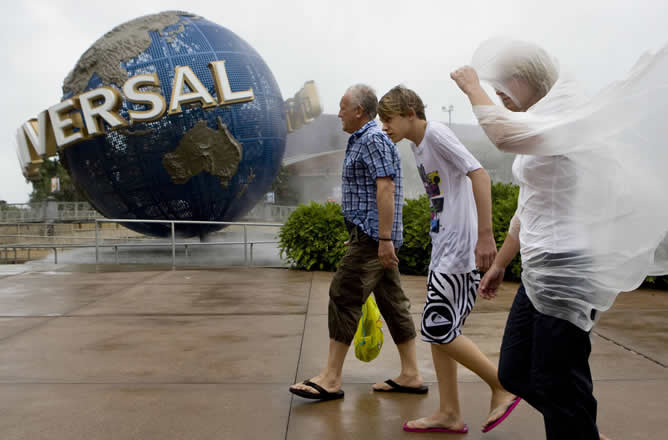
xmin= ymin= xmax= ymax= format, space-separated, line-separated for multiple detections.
xmin=482 ymin=396 xmax=522 ymax=433
xmin=403 ymin=423 xmax=469 ymax=434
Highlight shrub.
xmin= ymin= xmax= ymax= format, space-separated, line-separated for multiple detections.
xmin=641 ymin=275 xmax=668 ymax=289
xmin=277 ymin=185 xmax=667 ymax=291
xmin=279 ymin=183 xmax=522 ymax=280
xmin=398 ymin=195 xmax=432 ymax=275
xmin=277 ymin=182 xmax=523 ymax=279
xmin=278 ymin=201 xmax=348 ymax=270
xmin=491 ymin=182 xmax=522 ymax=281
xmin=398 ymin=183 xmax=523 ymax=280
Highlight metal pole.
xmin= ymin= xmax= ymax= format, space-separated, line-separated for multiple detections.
xmin=95 ymin=220 xmax=99 ymax=263
xmin=13 ymin=248 xmax=17 ymax=263
xmin=171 ymin=222 xmax=176 ymax=267
xmin=250 ymin=242 xmax=254 ymax=266
xmin=442 ymin=105 xmax=454 ymax=126
xmin=53 ymin=248 xmax=58 ymax=264
xmin=114 ymin=246 xmax=118 ymax=264
xmin=27 ymin=248 xmax=30 ymax=260
xmin=243 ymin=225 xmax=248 ymax=264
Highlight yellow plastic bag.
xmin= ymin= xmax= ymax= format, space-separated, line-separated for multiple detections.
xmin=354 ymin=296 xmax=384 ymax=362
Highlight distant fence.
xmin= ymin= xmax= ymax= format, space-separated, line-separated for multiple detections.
xmin=0 ymin=202 xmax=97 ymax=223
xmin=0 ymin=219 xmax=284 ymax=266
xmin=0 ymin=202 xmax=297 ymax=265
xmin=0 ymin=201 xmax=297 ymax=224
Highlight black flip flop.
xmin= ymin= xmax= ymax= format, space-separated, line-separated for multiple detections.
xmin=289 ymin=380 xmax=345 ymax=401
xmin=373 ymin=379 xmax=428 ymax=394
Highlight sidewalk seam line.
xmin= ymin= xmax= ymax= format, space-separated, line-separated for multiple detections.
xmin=285 ymin=271 xmax=314 ymax=440
xmin=593 ymin=330 xmax=667 ymax=368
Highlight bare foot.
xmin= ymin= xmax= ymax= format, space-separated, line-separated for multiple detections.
xmin=483 ymin=389 xmax=519 ymax=430
xmin=372 ymin=373 xmax=424 ymax=391
xmin=290 ymin=374 xmax=341 ymax=395
xmin=405 ymin=413 xmax=467 ymax=432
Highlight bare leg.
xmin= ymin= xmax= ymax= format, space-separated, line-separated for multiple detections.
xmin=290 ymin=339 xmax=349 ymax=394
xmin=372 ymin=337 xmax=425 ymax=390
xmin=404 ymin=344 xmax=466 ymax=431
xmin=600 ymin=434 xmax=611 ymax=440
xmin=434 ymin=335 xmax=517 ymax=429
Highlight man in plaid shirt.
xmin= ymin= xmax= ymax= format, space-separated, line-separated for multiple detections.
xmin=340 ymin=116 xmax=404 ymax=250
xmin=290 ymin=84 xmax=426 ymax=401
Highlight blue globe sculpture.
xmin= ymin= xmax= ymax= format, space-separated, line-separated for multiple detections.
xmin=59 ymin=11 xmax=286 ymax=237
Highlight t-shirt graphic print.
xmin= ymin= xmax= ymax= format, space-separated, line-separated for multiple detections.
xmin=418 ymin=164 xmax=444 ymax=233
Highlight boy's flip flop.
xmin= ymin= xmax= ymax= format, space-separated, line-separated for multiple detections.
xmin=373 ymin=379 xmax=428 ymax=394
xmin=289 ymin=380 xmax=344 ymax=401
xmin=482 ymin=396 xmax=522 ymax=433
xmin=403 ymin=423 xmax=469 ymax=434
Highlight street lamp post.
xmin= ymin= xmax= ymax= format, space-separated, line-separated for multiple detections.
xmin=441 ymin=105 xmax=454 ymax=126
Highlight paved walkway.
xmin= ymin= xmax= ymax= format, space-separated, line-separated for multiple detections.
xmin=0 ymin=264 xmax=665 ymax=439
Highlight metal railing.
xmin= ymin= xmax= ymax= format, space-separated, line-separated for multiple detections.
xmin=0 ymin=219 xmax=284 ymax=266
xmin=0 ymin=201 xmax=298 ymax=224
xmin=0 ymin=202 xmax=98 ymax=222
xmin=0 ymin=244 xmax=75 ymax=264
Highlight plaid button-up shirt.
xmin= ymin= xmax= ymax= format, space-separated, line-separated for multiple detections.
xmin=341 ymin=120 xmax=403 ymax=248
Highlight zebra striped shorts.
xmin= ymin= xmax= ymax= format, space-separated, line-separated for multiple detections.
xmin=420 ymin=270 xmax=480 ymax=344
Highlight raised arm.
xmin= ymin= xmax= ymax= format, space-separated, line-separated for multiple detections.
xmin=450 ymin=66 xmax=495 ymax=106
xmin=451 ymin=66 xmax=551 ymax=155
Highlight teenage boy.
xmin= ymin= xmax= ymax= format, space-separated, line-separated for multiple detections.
xmin=378 ymin=85 xmax=520 ymax=433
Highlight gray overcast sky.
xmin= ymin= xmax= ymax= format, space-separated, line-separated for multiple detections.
xmin=1 ymin=0 xmax=666 ymax=203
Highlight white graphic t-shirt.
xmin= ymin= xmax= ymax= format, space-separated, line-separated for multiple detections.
xmin=410 ymin=121 xmax=482 ymax=274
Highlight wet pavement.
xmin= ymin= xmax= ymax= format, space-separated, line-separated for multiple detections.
xmin=0 ymin=264 xmax=665 ymax=439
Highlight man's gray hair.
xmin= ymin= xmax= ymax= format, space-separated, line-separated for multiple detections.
xmin=346 ymin=84 xmax=377 ymax=119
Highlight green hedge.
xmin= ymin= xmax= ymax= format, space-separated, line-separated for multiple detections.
xmin=278 ymin=201 xmax=348 ymax=270
xmin=396 ymin=184 xmax=523 ymax=279
xmin=491 ymin=182 xmax=523 ymax=281
xmin=277 ymin=185 xmax=667 ymax=288
xmin=278 ymin=185 xmax=521 ymax=277
xmin=397 ymin=196 xmax=432 ymax=275
xmin=642 ymin=275 xmax=668 ymax=290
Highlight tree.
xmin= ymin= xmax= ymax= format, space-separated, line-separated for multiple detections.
xmin=28 ymin=157 xmax=87 ymax=203
xmin=271 ymin=165 xmax=297 ymax=205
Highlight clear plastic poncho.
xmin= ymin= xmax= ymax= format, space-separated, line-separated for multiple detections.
xmin=470 ymin=38 xmax=668 ymax=331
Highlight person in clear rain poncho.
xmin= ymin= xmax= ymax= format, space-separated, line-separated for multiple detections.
xmin=451 ymin=38 xmax=668 ymax=440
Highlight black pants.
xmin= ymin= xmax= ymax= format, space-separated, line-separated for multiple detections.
xmin=499 ymin=285 xmax=599 ymax=440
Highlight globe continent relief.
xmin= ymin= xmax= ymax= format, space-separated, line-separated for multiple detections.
xmin=60 ymin=11 xmax=287 ymax=237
